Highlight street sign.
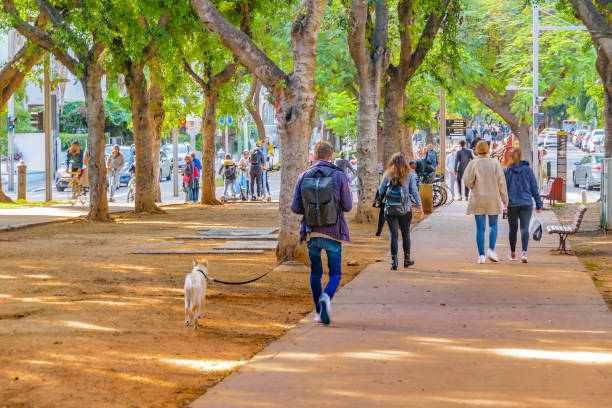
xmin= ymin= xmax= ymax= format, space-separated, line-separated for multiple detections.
xmin=227 ymin=116 xmax=233 ymax=125
xmin=446 ymin=119 xmax=466 ymax=137
xmin=220 ymin=117 xmax=224 ymax=126
xmin=557 ymin=131 xmax=568 ymax=202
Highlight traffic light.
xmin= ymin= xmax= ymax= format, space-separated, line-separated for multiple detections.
xmin=179 ymin=118 xmax=186 ymax=127
xmin=179 ymin=118 xmax=186 ymax=134
xmin=8 ymin=117 xmax=16 ymax=132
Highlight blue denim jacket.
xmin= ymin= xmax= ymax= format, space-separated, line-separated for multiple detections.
xmin=378 ymin=172 xmax=422 ymax=211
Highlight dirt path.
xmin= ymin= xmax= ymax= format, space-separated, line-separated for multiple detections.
xmin=0 ymin=203 xmax=394 ymax=407
xmin=555 ymin=202 xmax=612 ymax=311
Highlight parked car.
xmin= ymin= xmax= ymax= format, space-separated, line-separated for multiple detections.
xmin=588 ymin=129 xmax=605 ymax=153
xmin=159 ymin=149 xmax=172 ymax=181
xmin=581 ymin=130 xmax=596 ymax=151
xmin=162 ymin=143 xmax=192 ymax=171
xmin=573 ymin=153 xmax=603 ymax=190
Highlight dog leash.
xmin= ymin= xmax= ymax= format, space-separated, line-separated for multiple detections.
xmin=197 ymin=240 xmax=303 ymax=285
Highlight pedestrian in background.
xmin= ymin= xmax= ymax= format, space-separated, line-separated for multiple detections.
xmin=190 ymin=152 xmax=202 ymax=202
xmin=238 ymin=149 xmax=250 ymax=193
xmin=218 ymin=153 xmax=237 ymax=201
xmin=425 ymin=144 xmax=438 ymax=171
xmin=291 ymin=141 xmax=352 ymax=325
xmin=249 ymin=144 xmax=264 ymax=200
xmin=454 ymin=140 xmax=474 ymax=201
xmin=443 ymin=147 xmax=456 ymax=200
xmin=378 ymin=153 xmax=424 ymax=270
xmin=182 ymin=155 xmax=197 ymax=203
xmin=106 ymin=144 xmax=125 ymax=202
xmin=504 ymin=148 xmax=543 ymax=263
xmin=463 ymin=140 xmax=508 ymax=264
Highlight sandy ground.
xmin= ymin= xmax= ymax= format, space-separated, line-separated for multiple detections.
xmin=554 ymin=202 xmax=612 ymax=311
xmin=0 ymin=203 xmax=402 ymax=408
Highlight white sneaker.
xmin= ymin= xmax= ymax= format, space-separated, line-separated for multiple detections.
xmin=508 ymin=251 xmax=517 ymax=261
xmin=477 ymin=255 xmax=486 ymax=264
xmin=487 ymin=249 xmax=499 ymax=263
xmin=521 ymin=252 xmax=528 ymax=263
xmin=314 ymin=312 xmax=322 ymax=323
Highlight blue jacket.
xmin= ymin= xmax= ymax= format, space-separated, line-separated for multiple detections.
xmin=291 ymin=161 xmax=352 ymax=242
xmin=378 ymin=171 xmax=422 ymax=212
xmin=504 ymin=161 xmax=543 ymax=210
xmin=192 ymin=158 xmax=202 ymax=176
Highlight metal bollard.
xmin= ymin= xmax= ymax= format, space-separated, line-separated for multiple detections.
xmin=419 ymin=183 xmax=433 ymax=214
xmin=17 ymin=160 xmax=27 ymax=200
xmin=581 ymin=189 xmax=587 ymax=204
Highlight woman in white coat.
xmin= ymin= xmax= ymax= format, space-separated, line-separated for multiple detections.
xmin=463 ymin=141 xmax=509 ymax=264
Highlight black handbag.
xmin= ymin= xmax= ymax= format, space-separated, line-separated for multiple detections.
xmin=373 ymin=189 xmax=385 ymax=208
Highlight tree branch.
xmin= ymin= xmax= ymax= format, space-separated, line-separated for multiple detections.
xmin=2 ymin=0 xmax=79 ymax=73
xmin=183 ymin=60 xmax=208 ymax=90
xmin=405 ymin=0 xmax=451 ymax=78
xmin=0 ymin=41 xmax=43 ymax=107
xmin=190 ymin=0 xmax=284 ymax=89
xmin=209 ymin=62 xmax=236 ymax=90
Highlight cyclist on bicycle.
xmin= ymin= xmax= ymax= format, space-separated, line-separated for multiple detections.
xmin=66 ymin=141 xmax=84 ymax=175
xmin=106 ymin=145 xmax=125 ymax=202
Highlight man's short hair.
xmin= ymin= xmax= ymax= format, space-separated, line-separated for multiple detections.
xmin=72 ymin=141 xmax=79 ymax=145
xmin=340 ymin=151 xmax=346 ymax=159
xmin=459 ymin=140 xmax=466 ymax=147
xmin=314 ymin=141 xmax=334 ymax=160
xmin=191 ymin=152 xmax=196 ymax=158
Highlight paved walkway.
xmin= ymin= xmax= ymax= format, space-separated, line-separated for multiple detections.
xmin=191 ymin=202 xmax=612 ymax=408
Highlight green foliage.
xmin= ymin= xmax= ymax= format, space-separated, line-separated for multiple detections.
xmin=325 ymin=91 xmax=358 ymax=139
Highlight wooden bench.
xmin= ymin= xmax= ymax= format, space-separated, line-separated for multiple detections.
xmin=546 ymin=204 xmax=587 ymax=254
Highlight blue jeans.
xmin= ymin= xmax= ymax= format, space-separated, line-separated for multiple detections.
xmin=264 ymin=169 xmax=270 ymax=195
xmin=307 ymin=237 xmax=342 ymax=312
xmin=223 ymin=178 xmax=235 ymax=198
xmin=474 ymin=215 xmax=498 ymax=256
xmin=186 ymin=187 xmax=196 ymax=202
xmin=193 ymin=180 xmax=199 ymax=202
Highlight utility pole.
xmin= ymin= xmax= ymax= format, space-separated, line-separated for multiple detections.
xmin=439 ymin=87 xmax=447 ymax=179
xmin=7 ymin=30 xmax=15 ymax=192
xmin=172 ymin=127 xmax=179 ymax=197
xmin=44 ymin=54 xmax=52 ymax=201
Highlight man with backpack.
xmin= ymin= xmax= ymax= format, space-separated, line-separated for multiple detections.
xmin=454 ymin=139 xmax=475 ymax=201
xmin=249 ymin=145 xmax=264 ymax=200
xmin=291 ymin=141 xmax=352 ymax=325
xmin=218 ymin=153 xmax=237 ymax=201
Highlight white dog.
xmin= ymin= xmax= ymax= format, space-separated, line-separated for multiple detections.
xmin=184 ymin=259 xmax=210 ymax=329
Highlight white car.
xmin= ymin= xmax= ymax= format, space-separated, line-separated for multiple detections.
xmin=588 ymin=129 xmax=605 ymax=153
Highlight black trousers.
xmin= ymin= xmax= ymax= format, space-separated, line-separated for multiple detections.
xmin=250 ymin=165 xmax=262 ymax=197
xmin=456 ymin=170 xmax=470 ymax=198
xmin=508 ymin=205 xmax=533 ymax=252
xmin=385 ymin=211 xmax=413 ymax=256
xmin=376 ymin=206 xmax=386 ymax=235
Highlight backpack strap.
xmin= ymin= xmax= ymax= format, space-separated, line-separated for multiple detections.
xmin=307 ymin=167 xmax=336 ymax=178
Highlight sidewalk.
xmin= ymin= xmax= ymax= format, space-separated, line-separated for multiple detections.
xmin=191 ymin=202 xmax=612 ymax=408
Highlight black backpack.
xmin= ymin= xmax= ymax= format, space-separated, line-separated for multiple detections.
xmin=300 ymin=167 xmax=338 ymax=227
xmin=384 ymin=178 xmax=408 ymax=217
xmin=249 ymin=149 xmax=260 ymax=164
xmin=224 ymin=164 xmax=236 ymax=180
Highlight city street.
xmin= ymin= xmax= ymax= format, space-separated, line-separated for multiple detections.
xmin=542 ymin=142 xmax=600 ymax=203
xmin=2 ymin=170 xmax=281 ymax=205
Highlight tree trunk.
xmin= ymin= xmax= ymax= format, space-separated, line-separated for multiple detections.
xmin=604 ymin=85 xmax=612 ymax=158
xmin=82 ymin=64 xmax=110 ymax=221
xmin=190 ymin=0 xmax=327 ymax=261
xmin=148 ymin=67 xmax=165 ymax=203
xmin=228 ymin=128 xmax=236 ymax=154
xmin=0 ymin=160 xmax=11 ymax=202
xmin=0 ymin=42 xmax=43 ymax=203
xmin=125 ymin=66 xmax=162 ymax=213
xmin=376 ymin=111 xmax=384 ymax=164
xmin=382 ymin=81 xmax=402 ymax=164
xmin=276 ymin=81 xmax=312 ymax=263
xmin=201 ymin=91 xmax=222 ymax=205
xmin=246 ymin=78 xmax=266 ymax=141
